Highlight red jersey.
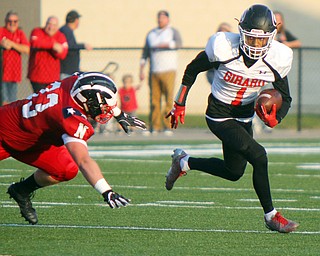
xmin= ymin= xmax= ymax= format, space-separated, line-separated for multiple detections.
xmin=0 ymin=75 xmax=94 ymax=152
xmin=0 ymin=27 xmax=29 ymax=82
xmin=27 ymin=27 xmax=68 ymax=83
xmin=118 ymin=87 xmax=138 ymax=113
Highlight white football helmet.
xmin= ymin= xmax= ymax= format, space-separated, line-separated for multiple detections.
xmin=70 ymin=72 xmax=118 ymax=124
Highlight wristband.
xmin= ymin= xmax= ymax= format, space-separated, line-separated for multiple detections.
xmin=112 ymin=106 xmax=122 ymax=117
xmin=94 ymin=178 xmax=112 ymax=194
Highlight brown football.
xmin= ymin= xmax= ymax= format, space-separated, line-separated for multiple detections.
xmin=256 ymin=89 xmax=282 ymax=113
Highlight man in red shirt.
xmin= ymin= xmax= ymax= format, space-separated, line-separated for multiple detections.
xmin=0 ymin=11 xmax=29 ymax=105
xmin=28 ymin=16 xmax=68 ymax=93
xmin=0 ymin=72 xmax=146 ymax=224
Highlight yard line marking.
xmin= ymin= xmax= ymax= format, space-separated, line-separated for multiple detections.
xmin=237 ymin=199 xmax=298 ymax=202
xmin=1 ymin=183 xmax=319 ymax=193
xmin=2 ymin=200 xmax=319 ymax=211
xmin=88 ymin=145 xmax=320 ymax=157
xmin=0 ymin=223 xmax=319 ymax=235
xmin=297 ymin=164 xmax=320 ymax=170
xmin=158 ymin=200 xmax=215 ymax=205
xmin=134 ymin=203 xmax=320 ymax=212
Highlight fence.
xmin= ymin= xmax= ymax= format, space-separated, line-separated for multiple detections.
xmin=1 ymin=47 xmax=320 ymax=130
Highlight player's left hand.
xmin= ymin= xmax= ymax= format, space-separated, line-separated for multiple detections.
xmin=102 ymin=190 xmax=130 ymax=209
xmin=115 ymin=112 xmax=147 ymax=134
xmin=257 ymin=104 xmax=279 ymax=128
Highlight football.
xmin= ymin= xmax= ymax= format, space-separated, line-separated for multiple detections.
xmin=256 ymin=89 xmax=282 ymax=113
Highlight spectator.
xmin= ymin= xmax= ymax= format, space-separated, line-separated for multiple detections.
xmin=274 ymin=11 xmax=301 ymax=48
xmin=139 ymin=10 xmax=182 ymax=134
xmin=60 ymin=10 xmax=92 ymax=79
xmin=206 ymin=22 xmax=232 ymax=85
xmin=118 ymin=74 xmax=141 ymax=116
xmin=28 ymin=16 xmax=68 ymax=93
xmin=0 ymin=11 xmax=29 ymax=105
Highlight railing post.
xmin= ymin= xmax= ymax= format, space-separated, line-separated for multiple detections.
xmin=297 ymin=48 xmax=302 ymax=132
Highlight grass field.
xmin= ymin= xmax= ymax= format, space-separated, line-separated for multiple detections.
xmin=1 ymin=138 xmax=320 ymax=256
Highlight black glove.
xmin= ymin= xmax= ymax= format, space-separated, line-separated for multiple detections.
xmin=102 ymin=190 xmax=130 ymax=209
xmin=115 ymin=111 xmax=147 ymax=134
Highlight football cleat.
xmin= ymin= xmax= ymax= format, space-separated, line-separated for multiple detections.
xmin=165 ymin=148 xmax=188 ymax=190
xmin=7 ymin=182 xmax=38 ymax=225
xmin=265 ymin=212 xmax=299 ymax=233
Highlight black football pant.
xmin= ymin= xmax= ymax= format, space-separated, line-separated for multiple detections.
xmin=188 ymin=118 xmax=273 ymax=214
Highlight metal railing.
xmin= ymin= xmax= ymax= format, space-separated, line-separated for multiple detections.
xmin=1 ymin=47 xmax=320 ymax=131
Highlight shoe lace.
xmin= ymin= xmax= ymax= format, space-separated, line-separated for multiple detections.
xmin=273 ymin=212 xmax=288 ymax=226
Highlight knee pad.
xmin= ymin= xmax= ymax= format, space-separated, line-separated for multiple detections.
xmin=50 ymin=160 xmax=79 ymax=182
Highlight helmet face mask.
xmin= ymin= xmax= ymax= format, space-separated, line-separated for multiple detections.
xmin=238 ymin=4 xmax=277 ymax=60
xmin=71 ymin=72 xmax=118 ymax=124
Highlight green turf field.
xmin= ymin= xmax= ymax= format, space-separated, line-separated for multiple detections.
xmin=1 ymin=139 xmax=319 ymax=256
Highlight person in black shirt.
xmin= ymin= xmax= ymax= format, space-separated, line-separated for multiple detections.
xmin=60 ymin=10 xmax=92 ymax=79
xmin=274 ymin=11 xmax=301 ymax=49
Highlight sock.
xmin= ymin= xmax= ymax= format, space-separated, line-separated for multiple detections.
xmin=180 ymin=155 xmax=190 ymax=172
xmin=15 ymin=174 xmax=42 ymax=196
xmin=264 ymin=209 xmax=277 ymax=221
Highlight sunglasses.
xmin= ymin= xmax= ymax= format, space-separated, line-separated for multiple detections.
xmin=7 ymin=20 xmax=19 ymax=24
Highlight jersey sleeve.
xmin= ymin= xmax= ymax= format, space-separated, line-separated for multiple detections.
xmin=205 ymin=34 xmax=218 ymax=62
xmin=205 ymin=32 xmax=240 ymax=63
xmin=266 ymin=41 xmax=293 ymax=78
xmin=61 ymin=107 xmax=94 ymax=142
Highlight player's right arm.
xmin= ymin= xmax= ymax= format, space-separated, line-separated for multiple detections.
xmin=64 ymin=137 xmax=130 ymax=209
xmin=166 ymin=51 xmax=214 ymax=128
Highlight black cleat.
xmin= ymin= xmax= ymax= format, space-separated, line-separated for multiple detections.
xmin=7 ymin=183 xmax=38 ymax=225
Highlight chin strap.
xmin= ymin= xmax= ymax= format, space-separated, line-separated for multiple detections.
xmin=175 ymin=84 xmax=190 ymax=106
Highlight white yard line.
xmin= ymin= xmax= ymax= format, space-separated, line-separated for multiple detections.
xmin=0 ymin=223 xmax=319 ymax=235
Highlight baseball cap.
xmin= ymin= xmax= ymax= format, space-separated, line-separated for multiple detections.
xmin=157 ymin=10 xmax=169 ymax=17
xmin=66 ymin=10 xmax=81 ymax=23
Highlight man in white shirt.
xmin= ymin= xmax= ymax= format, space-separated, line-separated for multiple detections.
xmin=140 ymin=10 xmax=182 ymax=134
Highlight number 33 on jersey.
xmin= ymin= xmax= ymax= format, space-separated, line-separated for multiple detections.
xmin=1 ymin=76 xmax=94 ymax=151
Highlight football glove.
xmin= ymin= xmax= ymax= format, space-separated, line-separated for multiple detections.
xmin=256 ymin=103 xmax=279 ymax=128
xmin=165 ymin=103 xmax=185 ymax=129
xmin=102 ymin=190 xmax=130 ymax=209
xmin=115 ymin=111 xmax=147 ymax=134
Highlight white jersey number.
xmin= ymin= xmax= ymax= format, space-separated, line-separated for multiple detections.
xmin=22 ymin=82 xmax=61 ymax=118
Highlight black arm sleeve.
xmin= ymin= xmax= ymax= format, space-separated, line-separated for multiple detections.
xmin=182 ymin=51 xmax=215 ymax=86
xmin=272 ymin=76 xmax=292 ymax=123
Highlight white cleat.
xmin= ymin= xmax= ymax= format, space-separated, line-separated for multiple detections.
xmin=165 ymin=149 xmax=187 ymax=190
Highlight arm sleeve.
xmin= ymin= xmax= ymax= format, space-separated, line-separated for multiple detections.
xmin=52 ymin=33 xmax=68 ymax=60
xmin=182 ymin=51 xmax=215 ymax=86
xmin=61 ymin=28 xmax=85 ymax=50
xmin=174 ymin=51 xmax=215 ymax=106
xmin=272 ymin=76 xmax=292 ymax=123
xmin=30 ymin=29 xmax=54 ymax=49
xmin=171 ymin=28 xmax=182 ymax=49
